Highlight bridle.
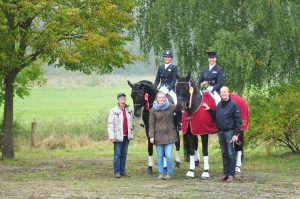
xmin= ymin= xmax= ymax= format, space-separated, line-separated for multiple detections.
xmin=131 ymin=88 xmax=150 ymax=111
xmin=177 ymin=81 xmax=194 ymax=108
xmin=131 ymin=89 xmax=144 ymax=107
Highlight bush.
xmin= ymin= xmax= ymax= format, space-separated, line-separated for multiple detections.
xmin=248 ymin=81 xmax=300 ymax=153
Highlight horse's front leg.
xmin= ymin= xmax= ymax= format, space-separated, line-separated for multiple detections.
xmin=145 ymin=123 xmax=154 ymax=174
xmin=200 ymin=134 xmax=210 ymax=179
xmin=235 ymin=131 xmax=244 ymax=173
xmin=173 ymin=110 xmax=181 ymax=168
xmin=174 ymin=131 xmax=181 ymax=168
xmin=185 ymin=130 xmax=197 ymax=178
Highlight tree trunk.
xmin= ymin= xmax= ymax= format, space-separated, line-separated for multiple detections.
xmin=2 ymin=71 xmax=17 ymax=159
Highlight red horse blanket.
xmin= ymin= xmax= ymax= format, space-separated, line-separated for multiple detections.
xmin=182 ymin=92 xmax=217 ymax=135
xmin=181 ymin=92 xmax=249 ymax=135
xmin=230 ymin=94 xmax=249 ymax=131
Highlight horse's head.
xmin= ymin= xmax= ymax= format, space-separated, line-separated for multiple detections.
xmin=176 ymin=73 xmax=192 ymax=110
xmin=128 ymin=80 xmax=145 ymax=117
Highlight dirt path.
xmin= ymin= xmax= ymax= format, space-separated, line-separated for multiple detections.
xmin=1 ymin=157 xmax=300 ymax=199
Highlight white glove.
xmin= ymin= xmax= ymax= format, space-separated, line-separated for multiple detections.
xmin=160 ymin=86 xmax=169 ymax=94
xmin=207 ymin=86 xmax=214 ymax=92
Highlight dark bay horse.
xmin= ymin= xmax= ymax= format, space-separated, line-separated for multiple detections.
xmin=176 ymin=73 xmax=217 ymax=178
xmin=127 ymin=80 xmax=182 ymax=174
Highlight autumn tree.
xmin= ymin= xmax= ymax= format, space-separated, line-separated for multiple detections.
xmin=0 ymin=0 xmax=137 ymax=159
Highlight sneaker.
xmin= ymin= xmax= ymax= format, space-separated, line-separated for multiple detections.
xmin=114 ymin=173 xmax=121 ymax=178
xmin=120 ymin=173 xmax=130 ymax=177
xmin=163 ymin=174 xmax=172 ymax=180
xmin=157 ymin=174 xmax=164 ymax=180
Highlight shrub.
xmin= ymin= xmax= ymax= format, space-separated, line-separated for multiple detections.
xmin=248 ymin=81 xmax=300 ymax=153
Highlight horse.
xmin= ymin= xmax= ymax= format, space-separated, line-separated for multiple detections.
xmin=176 ymin=73 xmax=249 ymax=178
xmin=176 ymin=73 xmax=217 ymax=178
xmin=127 ymin=80 xmax=182 ymax=174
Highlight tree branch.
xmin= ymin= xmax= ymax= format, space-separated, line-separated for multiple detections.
xmin=17 ymin=51 xmax=41 ymax=72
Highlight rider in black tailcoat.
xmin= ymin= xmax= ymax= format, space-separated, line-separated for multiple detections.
xmin=197 ymin=51 xmax=224 ymax=93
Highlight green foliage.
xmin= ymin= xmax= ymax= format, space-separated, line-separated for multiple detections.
xmin=136 ymin=0 xmax=300 ymax=94
xmin=0 ymin=0 xmax=138 ymax=105
xmin=248 ymin=81 xmax=300 ymax=153
xmin=0 ymin=63 xmax=46 ymax=107
xmin=0 ymin=0 xmax=139 ymax=158
xmin=0 ymin=0 xmax=138 ymax=74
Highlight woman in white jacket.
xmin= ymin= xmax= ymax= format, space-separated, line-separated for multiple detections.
xmin=107 ymin=92 xmax=134 ymax=178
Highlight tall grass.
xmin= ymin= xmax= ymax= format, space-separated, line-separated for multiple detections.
xmin=0 ymin=74 xmax=156 ymax=150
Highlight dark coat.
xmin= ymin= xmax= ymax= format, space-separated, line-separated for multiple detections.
xmin=209 ymin=98 xmax=242 ymax=135
xmin=153 ymin=64 xmax=178 ymax=91
xmin=197 ymin=64 xmax=223 ymax=92
xmin=149 ymin=104 xmax=178 ymax=145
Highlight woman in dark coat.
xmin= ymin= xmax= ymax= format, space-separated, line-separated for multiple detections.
xmin=149 ymin=91 xmax=178 ymax=180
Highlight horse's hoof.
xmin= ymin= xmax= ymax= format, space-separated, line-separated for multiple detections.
xmin=145 ymin=167 xmax=153 ymax=174
xmin=186 ymin=171 xmax=194 ymax=178
xmin=235 ymin=166 xmax=241 ymax=173
xmin=195 ymin=160 xmax=200 ymax=167
xmin=174 ymin=161 xmax=180 ymax=169
xmin=201 ymin=172 xmax=210 ymax=179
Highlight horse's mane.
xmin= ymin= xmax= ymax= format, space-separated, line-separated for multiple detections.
xmin=137 ymin=80 xmax=157 ymax=94
xmin=138 ymin=80 xmax=153 ymax=85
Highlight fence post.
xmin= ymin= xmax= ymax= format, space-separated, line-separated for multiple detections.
xmin=31 ymin=120 xmax=37 ymax=148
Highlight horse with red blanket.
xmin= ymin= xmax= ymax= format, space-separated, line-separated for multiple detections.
xmin=176 ymin=73 xmax=248 ymax=178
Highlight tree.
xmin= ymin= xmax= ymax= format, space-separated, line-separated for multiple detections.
xmin=248 ymin=81 xmax=300 ymax=153
xmin=0 ymin=0 xmax=137 ymax=159
xmin=136 ymin=0 xmax=300 ymax=94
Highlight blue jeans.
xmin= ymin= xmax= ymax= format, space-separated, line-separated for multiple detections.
xmin=156 ymin=143 xmax=174 ymax=175
xmin=218 ymin=130 xmax=237 ymax=176
xmin=113 ymin=136 xmax=129 ymax=174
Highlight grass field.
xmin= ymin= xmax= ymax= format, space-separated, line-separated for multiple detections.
xmin=0 ymin=75 xmax=300 ymax=198
xmin=1 ymin=76 xmax=154 ymax=143
xmin=13 ymin=86 xmax=132 ymax=124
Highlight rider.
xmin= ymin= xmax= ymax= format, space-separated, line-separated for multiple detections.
xmin=197 ymin=51 xmax=224 ymax=104
xmin=196 ymin=50 xmax=224 ymax=178
xmin=154 ymin=50 xmax=178 ymax=105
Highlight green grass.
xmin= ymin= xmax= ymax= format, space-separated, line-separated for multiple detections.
xmin=13 ymin=86 xmax=133 ymax=124
xmin=0 ymin=85 xmax=143 ymax=142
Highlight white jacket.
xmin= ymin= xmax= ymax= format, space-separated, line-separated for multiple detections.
xmin=107 ymin=105 xmax=134 ymax=141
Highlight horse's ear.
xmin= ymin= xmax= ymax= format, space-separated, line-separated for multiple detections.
xmin=140 ymin=83 xmax=144 ymax=89
xmin=127 ymin=80 xmax=133 ymax=88
xmin=186 ymin=72 xmax=191 ymax=81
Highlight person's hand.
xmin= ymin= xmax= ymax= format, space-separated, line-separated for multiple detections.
xmin=150 ymin=138 xmax=154 ymax=144
xmin=110 ymin=138 xmax=116 ymax=143
xmin=231 ymin=135 xmax=239 ymax=143
xmin=202 ymin=103 xmax=210 ymax=110
xmin=207 ymin=86 xmax=213 ymax=92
